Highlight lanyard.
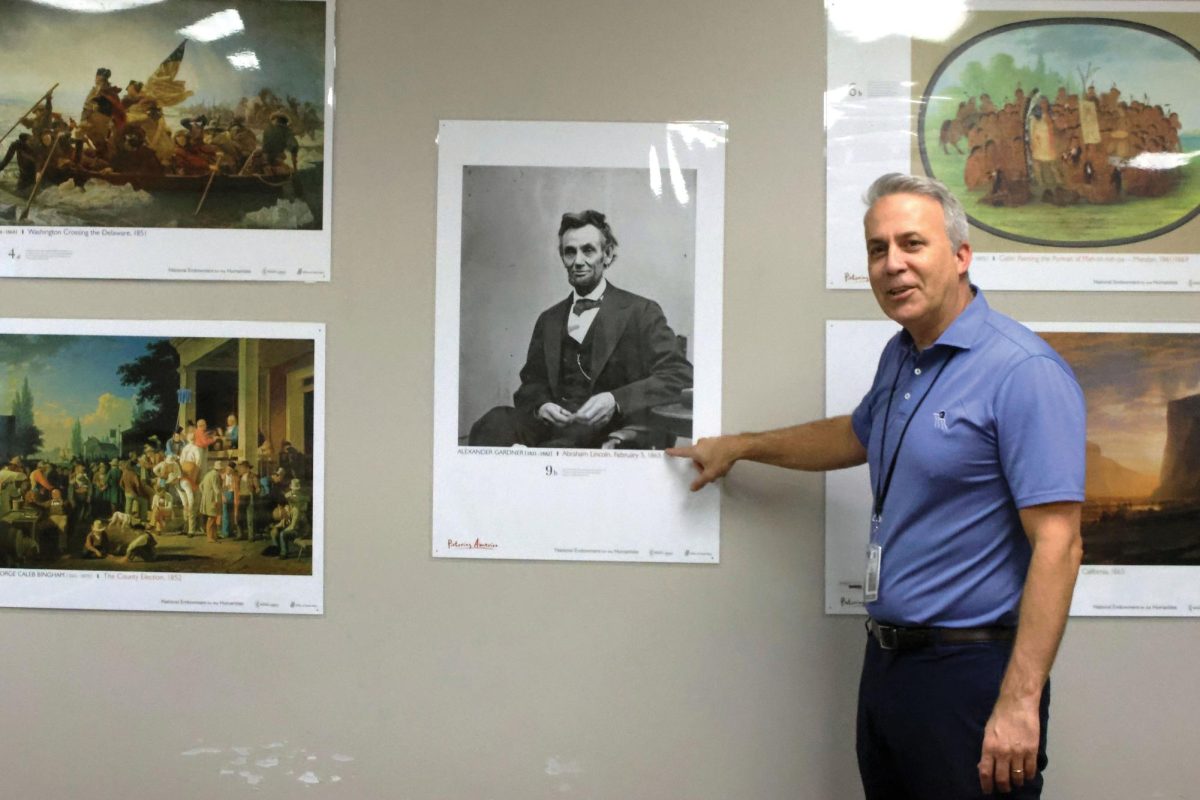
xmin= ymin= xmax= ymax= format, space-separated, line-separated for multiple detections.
xmin=871 ymin=348 xmax=957 ymax=521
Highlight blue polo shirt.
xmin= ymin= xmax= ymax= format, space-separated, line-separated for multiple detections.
xmin=851 ymin=288 xmax=1085 ymax=628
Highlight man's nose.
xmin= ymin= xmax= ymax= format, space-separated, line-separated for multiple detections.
xmin=883 ymin=244 xmax=906 ymax=272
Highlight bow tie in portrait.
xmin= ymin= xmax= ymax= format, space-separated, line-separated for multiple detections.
xmin=572 ymin=298 xmax=602 ymax=315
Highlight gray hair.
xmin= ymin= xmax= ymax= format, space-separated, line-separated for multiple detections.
xmin=863 ymin=173 xmax=970 ymax=252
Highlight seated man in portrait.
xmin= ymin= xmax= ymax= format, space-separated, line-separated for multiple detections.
xmin=469 ymin=209 xmax=692 ymax=449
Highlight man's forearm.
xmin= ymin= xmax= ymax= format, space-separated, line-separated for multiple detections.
xmin=727 ymin=415 xmax=868 ymax=472
xmin=669 ymin=414 xmax=867 ymax=491
xmin=999 ymin=522 xmax=1082 ymax=703
xmin=978 ymin=503 xmax=1082 ymax=792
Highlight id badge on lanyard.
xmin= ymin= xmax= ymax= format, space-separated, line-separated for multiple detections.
xmin=865 ymin=514 xmax=881 ymax=603
xmin=865 ymin=349 xmax=955 ymax=606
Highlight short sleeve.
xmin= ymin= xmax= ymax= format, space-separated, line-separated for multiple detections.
xmin=851 ymin=338 xmax=898 ymax=448
xmin=995 ymin=355 xmax=1087 ymax=507
xmin=851 ymin=392 xmax=873 ymax=448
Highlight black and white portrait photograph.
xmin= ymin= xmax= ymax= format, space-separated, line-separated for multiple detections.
xmin=459 ymin=165 xmax=696 ymax=451
xmin=433 ymin=121 xmax=724 ymax=563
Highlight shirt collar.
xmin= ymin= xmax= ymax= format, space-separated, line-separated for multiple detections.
xmin=898 ymin=284 xmax=987 ymax=353
xmin=572 ymin=277 xmax=607 ymax=303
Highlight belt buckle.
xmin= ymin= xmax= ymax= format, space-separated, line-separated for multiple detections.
xmin=875 ymin=622 xmax=900 ymax=650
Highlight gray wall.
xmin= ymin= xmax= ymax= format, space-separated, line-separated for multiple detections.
xmin=1 ymin=0 xmax=1197 ymax=797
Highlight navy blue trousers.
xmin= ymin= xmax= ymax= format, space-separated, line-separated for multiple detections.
xmin=856 ymin=633 xmax=1050 ymax=799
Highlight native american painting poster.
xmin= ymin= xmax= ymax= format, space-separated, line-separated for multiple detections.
xmin=0 ymin=0 xmax=332 ymax=281
xmin=824 ymin=320 xmax=1200 ymax=618
xmin=0 ymin=318 xmax=325 ymax=614
xmin=432 ymin=121 xmax=724 ymax=563
xmin=826 ymin=1 xmax=1200 ymax=291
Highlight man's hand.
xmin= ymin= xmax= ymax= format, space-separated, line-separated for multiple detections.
xmin=537 ymin=402 xmax=574 ymax=428
xmin=573 ymin=392 xmax=617 ymax=427
xmin=978 ymin=693 xmax=1040 ymax=794
xmin=666 ymin=435 xmax=745 ymax=492
xmin=978 ymin=501 xmax=1081 ymax=795
xmin=667 ymin=416 xmax=867 ymax=492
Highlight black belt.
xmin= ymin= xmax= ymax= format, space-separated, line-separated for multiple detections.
xmin=866 ymin=618 xmax=1016 ymax=651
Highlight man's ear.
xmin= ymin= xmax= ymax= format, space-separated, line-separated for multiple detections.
xmin=955 ymin=241 xmax=972 ymax=277
xmin=604 ymin=246 xmax=617 ymax=267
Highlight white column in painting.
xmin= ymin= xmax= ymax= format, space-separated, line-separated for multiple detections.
xmin=237 ymin=338 xmax=261 ymax=469
xmin=177 ymin=364 xmax=197 ymax=428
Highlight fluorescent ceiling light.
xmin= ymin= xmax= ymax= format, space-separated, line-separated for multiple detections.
xmin=28 ymin=0 xmax=166 ymax=11
xmin=1124 ymin=150 xmax=1200 ymax=171
xmin=178 ymin=9 xmax=244 ymax=43
xmin=827 ymin=0 xmax=967 ymax=43
xmin=667 ymin=123 xmax=727 ymax=150
xmin=648 ymin=146 xmax=664 ymax=197
xmin=227 ymin=50 xmax=261 ymax=70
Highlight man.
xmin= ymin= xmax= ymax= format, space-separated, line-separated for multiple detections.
xmin=29 ymin=461 xmax=55 ymax=500
xmin=199 ymin=459 xmax=224 ymax=543
xmin=110 ymin=128 xmax=164 ymax=175
xmin=104 ymin=457 xmax=122 ymax=516
xmin=269 ymin=466 xmax=288 ymax=507
xmin=172 ymin=116 xmax=216 ymax=175
xmin=468 ymin=209 xmax=692 ymax=449
xmin=0 ymin=458 xmax=27 ymax=512
xmin=234 ymin=460 xmax=257 ymax=540
xmin=0 ymin=133 xmax=39 ymax=191
xmin=153 ymin=453 xmax=185 ymax=531
xmin=1029 ymin=96 xmax=1061 ymax=197
xmin=78 ymin=67 xmax=124 ymax=158
xmin=269 ymin=497 xmax=304 ymax=559
xmin=135 ymin=100 xmax=175 ymax=166
xmin=211 ymin=117 xmax=258 ymax=173
xmin=669 ymin=174 xmax=1085 ymax=798
xmin=165 ymin=426 xmax=185 ymax=458
xmin=219 ymin=460 xmax=236 ymax=539
xmin=119 ymin=459 xmax=146 ymax=523
xmin=241 ymin=111 xmax=299 ymax=176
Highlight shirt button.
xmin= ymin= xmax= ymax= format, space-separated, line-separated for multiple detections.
xmin=903 ymin=392 xmax=911 ymax=400
xmin=914 ymin=368 xmax=922 ymax=375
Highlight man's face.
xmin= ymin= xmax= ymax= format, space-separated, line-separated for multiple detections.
xmin=864 ymin=193 xmax=970 ymax=343
xmin=559 ymin=224 xmax=613 ymax=295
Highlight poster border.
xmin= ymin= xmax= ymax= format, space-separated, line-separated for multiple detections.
xmin=825 ymin=0 xmax=1200 ymax=291
xmin=431 ymin=119 xmax=724 ymax=564
xmin=824 ymin=317 xmax=1200 ymax=618
xmin=0 ymin=316 xmax=326 ymax=615
xmin=0 ymin=0 xmax=335 ymax=283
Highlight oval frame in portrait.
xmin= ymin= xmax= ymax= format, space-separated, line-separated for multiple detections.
xmin=917 ymin=17 xmax=1200 ymax=248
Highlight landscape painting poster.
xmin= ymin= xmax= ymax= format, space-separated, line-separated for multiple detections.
xmin=0 ymin=0 xmax=332 ymax=281
xmin=826 ymin=0 xmax=1200 ymax=292
xmin=825 ymin=320 xmax=1200 ymax=618
xmin=432 ymin=120 xmax=724 ymax=563
xmin=0 ymin=318 xmax=325 ymax=614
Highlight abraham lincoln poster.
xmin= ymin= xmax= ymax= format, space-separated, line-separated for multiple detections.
xmin=432 ymin=121 xmax=724 ymax=563
xmin=0 ymin=0 xmax=332 ymax=280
